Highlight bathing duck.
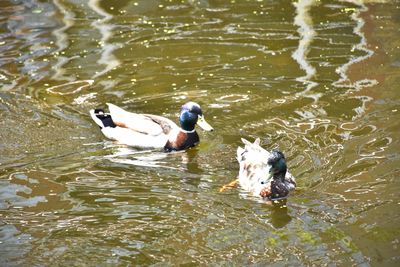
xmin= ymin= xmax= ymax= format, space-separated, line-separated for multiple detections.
xmin=90 ymin=102 xmax=213 ymax=152
xmin=220 ymin=138 xmax=296 ymax=200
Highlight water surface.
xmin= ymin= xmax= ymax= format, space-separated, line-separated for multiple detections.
xmin=1 ymin=0 xmax=399 ymax=265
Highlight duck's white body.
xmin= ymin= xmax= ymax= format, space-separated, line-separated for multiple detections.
xmin=100 ymin=126 xmax=171 ymax=148
xmin=90 ymin=103 xmax=177 ymax=148
xmin=237 ymin=138 xmax=296 ymax=199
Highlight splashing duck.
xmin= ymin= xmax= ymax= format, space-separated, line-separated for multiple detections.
xmin=90 ymin=102 xmax=213 ymax=152
xmin=220 ymin=138 xmax=296 ymax=200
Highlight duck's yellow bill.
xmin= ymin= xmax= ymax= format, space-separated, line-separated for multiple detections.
xmin=197 ymin=115 xmax=214 ymax=131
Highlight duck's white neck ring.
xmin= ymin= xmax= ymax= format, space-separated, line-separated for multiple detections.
xmin=181 ymin=129 xmax=196 ymax=133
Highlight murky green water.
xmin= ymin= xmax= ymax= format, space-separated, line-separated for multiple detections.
xmin=1 ymin=0 xmax=399 ymax=265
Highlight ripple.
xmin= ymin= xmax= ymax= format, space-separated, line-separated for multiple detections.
xmin=0 ymin=180 xmax=46 ymax=209
xmin=102 ymin=146 xmax=181 ymax=170
xmin=292 ymin=0 xmax=319 ymax=102
xmin=0 ymin=224 xmax=32 ymax=266
xmin=46 ymin=80 xmax=94 ymax=95
xmin=88 ymin=0 xmax=120 ymax=79
xmin=216 ymin=94 xmax=249 ymax=103
xmin=333 ymin=3 xmax=376 ymax=89
xmin=0 ymin=0 xmax=398 ymax=265
xmin=52 ymin=0 xmax=75 ymax=82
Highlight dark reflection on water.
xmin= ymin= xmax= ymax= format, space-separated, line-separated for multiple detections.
xmin=1 ymin=0 xmax=400 ymax=265
xmin=269 ymin=202 xmax=292 ymax=229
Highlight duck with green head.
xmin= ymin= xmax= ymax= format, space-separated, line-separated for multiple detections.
xmin=236 ymin=138 xmax=296 ymax=200
xmin=90 ymin=102 xmax=213 ymax=152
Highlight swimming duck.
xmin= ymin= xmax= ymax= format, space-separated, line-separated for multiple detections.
xmin=237 ymin=138 xmax=296 ymax=199
xmin=89 ymin=102 xmax=213 ymax=152
xmin=220 ymin=138 xmax=296 ymax=200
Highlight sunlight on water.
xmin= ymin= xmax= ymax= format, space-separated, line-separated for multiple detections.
xmin=0 ymin=0 xmax=399 ymax=265
xmin=88 ymin=0 xmax=120 ymax=79
xmin=52 ymin=0 xmax=75 ymax=82
xmin=101 ymin=145 xmax=183 ymax=170
xmin=292 ymin=0 xmax=319 ymax=102
xmin=46 ymin=79 xmax=94 ymax=95
xmin=334 ymin=1 xmax=377 ymax=86
xmin=334 ymin=1 xmax=378 ymax=119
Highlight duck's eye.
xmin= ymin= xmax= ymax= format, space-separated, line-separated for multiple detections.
xmin=261 ymin=181 xmax=265 ymax=185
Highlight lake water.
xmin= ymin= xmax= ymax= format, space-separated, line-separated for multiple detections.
xmin=0 ymin=0 xmax=399 ymax=265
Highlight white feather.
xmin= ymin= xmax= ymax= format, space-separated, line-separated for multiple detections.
xmin=237 ymin=138 xmax=295 ymax=198
xmin=107 ymin=103 xmax=164 ymax=136
xmin=101 ymin=127 xmax=168 ymax=148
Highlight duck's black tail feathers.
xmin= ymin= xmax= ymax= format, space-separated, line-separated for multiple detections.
xmin=90 ymin=109 xmax=116 ymax=128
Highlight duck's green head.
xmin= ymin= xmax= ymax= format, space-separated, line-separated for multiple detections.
xmin=180 ymin=102 xmax=214 ymax=132
xmin=267 ymin=150 xmax=287 ymax=181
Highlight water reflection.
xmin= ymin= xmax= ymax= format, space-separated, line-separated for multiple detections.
xmin=0 ymin=0 xmax=399 ymax=265
xmin=332 ymin=1 xmax=378 ymax=122
xmin=94 ymin=143 xmax=204 ymax=175
xmin=4 ymin=0 xmax=58 ymax=82
xmin=88 ymin=0 xmax=120 ymax=79
xmin=0 ymin=224 xmax=32 ymax=265
xmin=292 ymin=0 xmax=319 ymax=102
xmin=52 ymin=0 xmax=75 ymax=82
xmin=333 ymin=1 xmax=376 ymax=90
xmin=270 ymin=201 xmax=292 ymax=228
xmin=46 ymin=79 xmax=94 ymax=95
xmin=102 ymin=145 xmax=179 ymax=170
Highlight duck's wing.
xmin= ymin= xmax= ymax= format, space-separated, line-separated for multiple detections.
xmin=237 ymin=138 xmax=270 ymax=163
xmin=141 ymin=114 xmax=178 ymax=135
xmin=237 ymin=138 xmax=275 ymax=195
xmin=107 ymin=103 xmax=178 ymax=136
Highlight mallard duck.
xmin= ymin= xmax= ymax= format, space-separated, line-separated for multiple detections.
xmin=220 ymin=138 xmax=296 ymax=200
xmin=237 ymin=138 xmax=296 ymax=200
xmin=89 ymin=102 xmax=213 ymax=152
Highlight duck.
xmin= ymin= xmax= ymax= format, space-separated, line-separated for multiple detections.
xmin=89 ymin=102 xmax=213 ymax=152
xmin=220 ymin=138 xmax=296 ymax=200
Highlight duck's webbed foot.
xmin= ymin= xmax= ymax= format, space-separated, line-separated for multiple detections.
xmin=219 ymin=179 xmax=239 ymax=192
